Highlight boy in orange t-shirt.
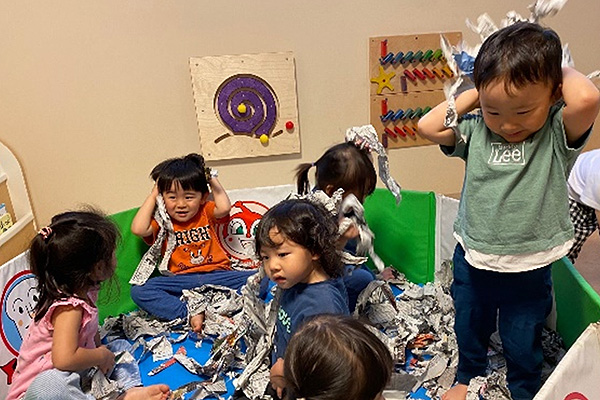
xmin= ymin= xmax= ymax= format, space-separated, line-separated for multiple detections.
xmin=131 ymin=153 xmax=256 ymax=332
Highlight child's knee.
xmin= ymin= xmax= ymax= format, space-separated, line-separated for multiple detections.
xmin=25 ymin=369 xmax=84 ymax=400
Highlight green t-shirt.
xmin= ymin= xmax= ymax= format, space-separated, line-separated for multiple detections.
xmin=443 ymin=105 xmax=587 ymax=255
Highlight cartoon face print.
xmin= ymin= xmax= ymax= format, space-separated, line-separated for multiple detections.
xmin=1 ymin=272 xmax=38 ymax=355
xmin=186 ymin=243 xmax=206 ymax=265
xmin=7 ymin=278 xmax=37 ymax=340
xmin=217 ymin=201 xmax=268 ymax=261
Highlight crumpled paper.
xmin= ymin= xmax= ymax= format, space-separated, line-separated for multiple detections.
xmin=345 ymin=124 xmax=402 ymax=204
xmin=301 ymin=188 xmax=386 ymax=272
xmin=466 ymin=372 xmax=512 ymax=400
xmin=129 ymin=195 xmax=176 ymax=285
xmin=101 ymin=258 xmax=567 ymax=400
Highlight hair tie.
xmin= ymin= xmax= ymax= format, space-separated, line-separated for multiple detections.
xmin=38 ymin=226 xmax=53 ymax=241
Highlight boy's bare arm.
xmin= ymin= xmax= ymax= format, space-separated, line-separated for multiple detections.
xmin=209 ymin=177 xmax=232 ymax=219
xmin=417 ymin=88 xmax=480 ymax=146
xmin=131 ymin=185 xmax=158 ymax=238
xmin=562 ymin=67 xmax=600 ymax=145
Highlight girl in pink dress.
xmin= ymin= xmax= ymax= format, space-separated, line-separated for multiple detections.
xmin=7 ymin=210 xmax=170 ymax=400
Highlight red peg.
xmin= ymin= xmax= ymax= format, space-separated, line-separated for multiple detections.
xmin=285 ymin=121 xmax=294 ymax=130
xmin=381 ymin=40 xmax=388 ymax=58
xmin=394 ymin=126 xmax=406 ymax=138
xmin=381 ymin=98 xmax=388 ymax=115
xmin=403 ymin=69 xmax=416 ymax=82
xmin=384 ymin=127 xmax=397 ymax=138
xmin=413 ymin=69 xmax=426 ymax=80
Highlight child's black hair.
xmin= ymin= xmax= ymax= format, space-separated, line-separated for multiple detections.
xmin=29 ymin=209 xmax=120 ymax=322
xmin=296 ymin=143 xmax=377 ymax=202
xmin=284 ymin=314 xmax=393 ymax=400
xmin=150 ymin=153 xmax=209 ymax=194
xmin=255 ymin=199 xmax=343 ymax=279
xmin=474 ymin=22 xmax=562 ymax=94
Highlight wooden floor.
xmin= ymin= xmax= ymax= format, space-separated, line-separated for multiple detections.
xmin=573 ymin=232 xmax=600 ymax=295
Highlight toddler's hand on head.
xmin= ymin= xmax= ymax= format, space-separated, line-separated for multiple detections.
xmin=151 ymin=183 xmax=159 ymax=198
xmin=352 ymin=138 xmax=371 ymax=152
xmin=97 ymin=345 xmax=115 ymax=375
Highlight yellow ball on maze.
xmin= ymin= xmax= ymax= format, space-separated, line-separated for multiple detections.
xmin=237 ymin=103 xmax=247 ymax=114
xmin=259 ymin=134 xmax=269 ymax=144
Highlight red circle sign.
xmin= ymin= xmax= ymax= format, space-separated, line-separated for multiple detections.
xmin=565 ymin=392 xmax=589 ymax=400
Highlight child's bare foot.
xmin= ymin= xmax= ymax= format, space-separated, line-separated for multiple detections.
xmin=190 ymin=312 xmax=205 ymax=333
xmin=442 ymin=383 xmax=468 ymax=400
xmin=121 ymin=384 xmax=170 ymax=400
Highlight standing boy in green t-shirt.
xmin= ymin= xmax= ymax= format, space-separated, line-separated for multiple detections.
xmin=418 ymin=22 xmax=600 ymax=400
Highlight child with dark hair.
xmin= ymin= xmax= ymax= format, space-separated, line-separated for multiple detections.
xmin=255 ymin=199 xmax=349 ymax=398
xmin=284 ymin=314 xmax=392 ymax=400
xmin=8 ymin=210 xmax=170 ymax=400
xmin=296 ymin=142 xmax=377 ymax=204
xmin=130 ymin=153 xmax=255 ymax=333
xmin=296 ymin=142 xmax=379 ymax=312
xmin=418 ymin=22 xmax=600 ymax=400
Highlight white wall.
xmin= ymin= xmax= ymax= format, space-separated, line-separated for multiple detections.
xmin=1 ymin=0 xmax=599 ymax=223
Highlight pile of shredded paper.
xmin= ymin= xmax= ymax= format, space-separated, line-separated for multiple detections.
xmin=100 ymin=258 xmax=565 ymax=400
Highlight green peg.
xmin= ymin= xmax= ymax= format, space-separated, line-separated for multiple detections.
xmin=432 ymin=49 xmax=443 ymax=61
xmin=422 ymin=49 xmax=434 ymax=61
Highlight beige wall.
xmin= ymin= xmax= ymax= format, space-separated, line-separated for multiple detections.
xmin=1 ymin=0 xmax=599 ymax=224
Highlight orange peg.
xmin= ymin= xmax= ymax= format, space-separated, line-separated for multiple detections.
xmin=422 ymin=68 xmax=435 ymax=79
xmin=402 ymin=126 xmax=416 ymax=136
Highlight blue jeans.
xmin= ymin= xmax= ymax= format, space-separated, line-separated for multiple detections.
xmin=451 ymin=245 xmax=552 ymax=400
xmin=130 ymin=269 xmax=257 ymax=320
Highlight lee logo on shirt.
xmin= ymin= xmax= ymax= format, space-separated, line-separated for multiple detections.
xmin=488 ymin=142 xmax=526 ymax=165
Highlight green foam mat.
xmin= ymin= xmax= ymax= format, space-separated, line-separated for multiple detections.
xmin=98 ymin=207 xmax=148 ymax=323
xmin=364 ymin=189 xmax=436 ymax=284
xmin=552 ymin=257 xmax=600 ymax=348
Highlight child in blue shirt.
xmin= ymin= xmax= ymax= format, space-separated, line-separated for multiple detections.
xmin=255 ymin=199 xmax=349 ymax=398
xmin=418 ymin=22 xmax=600 ymax=400
xmin=295 ymin=142 xmax=379 ymax=312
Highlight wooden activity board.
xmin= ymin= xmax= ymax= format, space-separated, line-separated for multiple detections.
xmin=369 ymin=32 xmax=461 ymax=149
xmin=190 ymin=52 xmax=300 ymax=161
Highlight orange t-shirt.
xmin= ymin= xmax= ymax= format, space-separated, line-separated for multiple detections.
xmin=145 ymin=201 xmax=231 ymax=274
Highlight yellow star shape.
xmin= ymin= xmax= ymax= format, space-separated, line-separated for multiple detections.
xmin=370 ymin=66 xmax=395 ymax=94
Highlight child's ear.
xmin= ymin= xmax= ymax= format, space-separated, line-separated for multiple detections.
xmin=311 ymin=253 xmax=321 ymax=261
xmin=201 ymin=192 xmax=210 ymax=202
xmin=552 ymin=84 xmax=563 ymax=103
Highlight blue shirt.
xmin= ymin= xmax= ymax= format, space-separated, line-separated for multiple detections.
xmin=273 ymin=278 xmax=349 ymax=361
